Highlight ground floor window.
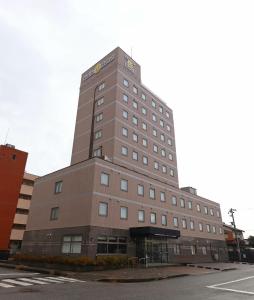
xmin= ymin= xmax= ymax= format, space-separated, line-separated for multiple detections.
xmin=97 ymin=236 xmax=127 ymax=254
xmin=202 ymin=246 xmax=207 ymax=255
xmin=61 ymin=235 xmax=82 ymax=254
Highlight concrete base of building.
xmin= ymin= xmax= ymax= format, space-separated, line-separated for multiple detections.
xmin=22 ymin=226 xmax=228 ymax=264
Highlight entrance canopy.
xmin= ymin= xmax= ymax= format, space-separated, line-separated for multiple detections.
xmin=130 ymin=226 xmax=180 ymax=239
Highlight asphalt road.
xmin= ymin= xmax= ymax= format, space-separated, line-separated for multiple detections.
xmin=1 ymin=265 xmax=254 ymax=299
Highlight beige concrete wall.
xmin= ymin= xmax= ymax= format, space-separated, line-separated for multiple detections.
xmin=13 ymin=214 xmax=28 ymax=225
xmin=16 ymin=198 xmax=30 ymax=210
xmin=26 ymin=161 xmax=95 ymax=231
xmin=10 ymin=229 xmax=24 ymax=241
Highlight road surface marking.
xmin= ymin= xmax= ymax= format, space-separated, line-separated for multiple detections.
xmin=35 ymin=277 xmax=64 ymax=283
xmin=2 ymin=279 xmax=33 ymax=286
xmin=207 ymin=275 xmax=254 ymax=295
xmin=0 ymin=282 xmax=14 ymax=288
xmin=48 ymin=276 xmax=85 ymax=282
xmin=18 ymin=278 xmax=49 ymax=285
xmin=0 ymin=273 xmax=39 ymax=276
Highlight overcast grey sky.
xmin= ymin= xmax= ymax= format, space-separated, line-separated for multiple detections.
xmin=1 ymin=0 xmax=254 ymax=237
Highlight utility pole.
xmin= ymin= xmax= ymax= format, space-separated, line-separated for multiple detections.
xmin=228 ymin=208 xmax=241 ymax=262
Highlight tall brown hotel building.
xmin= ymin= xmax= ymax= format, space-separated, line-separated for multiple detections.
xmin=22 ymin=47 xmax=227 ymax=264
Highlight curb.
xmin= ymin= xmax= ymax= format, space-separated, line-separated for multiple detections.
xmin=186 ymin=264 xmax=237 ymax=272
xmin=97 ymin=273 xmax=189 ymax=283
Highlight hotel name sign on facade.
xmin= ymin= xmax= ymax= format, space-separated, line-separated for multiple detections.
xmin=82 ymin=52 xmax=136 ymax=81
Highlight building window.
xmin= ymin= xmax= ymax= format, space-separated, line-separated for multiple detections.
xmin=161 ymin=149 xmax=166 ymax=157
xmin=166 ymin=125 xmax=171 ymax=132
xmin=160 ymin=134 xmax=165 ymax=142
xmin=133 ymin=86 xmax=138 ymax=94
xmin=132 ymin=133 xmax=138 ymax=142
xmin=168 ymin=138 xmax=172 ymax=146
xmin=95 ymin=130 xmax=102 ymax=140
xmin=142 ymin=138 xmax=148 ymax=147
xmin=171 ymin=196 xmax=177 ymax=206
xmin=62 ymin=235 xmax=82 ymax=254
xmin=150 ymin=212 xmax=156 ymax=224
xmin=199 ymin=223 xmax=203 ymax=231
xmin=99 ymin=202 xmax=108 ymax=216
xmin=50 ymin=207 xmax=59 ymax=220
xmin=160 ymin=191 xmax=166 ymax=202
xmin=152 ymin=128 xmax=157 ymax=137
xmin=180 ymin=198 xmax=185 ymax=208
xmin=162 ymin=165 xmax=167 ymax=174
xmin=159 ymin=120 xmax=164 ymax=128
xmin=202 ymin=246 xmax=207 ymax=255
xmin=141 ymin=93 xmax=146 ymax=101
xmin=206 ymin=224 xmax=211 ymax=233
xmin=204 ymin=206 xmax=208 ymax=215
xmin=173 ymin=217 xmax=178 ymax=227
xmin=121 ymin=146 xmax=128 ymax=156
xmin=174 ymin=244 xmax=180 ymax=255
xmin=149 ymin=188 xmax=155 ymax=199
xmin=95 ymin=112 xmax=103 ymax=123
xmin=210 ymin=208 xmax=214 ymax=216
xmin=141 ymin=107 xmax=147 ymax=115
xmin=143 ymin=156 xmax=148 ymax=165
xmin=100 ymin=172 xmax=109 ymax=186
xmin=123 ymin=110 xmax=128 ymax=119
xmin=123 ymin=79 xmax=129 ymax=87
xmin=191 ymin=245 xmax=196 ymax=255
xmin=219 ymin=227 xmax=223 ymax=234
xmin=132 ymin=116 xmax=138 ymax=126
xmin=197 ymin=204 xmax=201 ymax=212
xmin=132 ymin=100 xmax=138 ymax=109
xmin=120 ymin=179 xmax=128 ymax=191
xmin=217 ymin=210 xmax=220 ymax=218
xmin=152 ymin=99 xmax=156 ymax=108
xmin=152 ymin=114 xmax=157 ymax=122
xmin=97 ymin=97 xmax=104 ymax=107
xmin=98 ymin=82 xmax=105 ymax=91
xmin=138 ymin=210 xmax=145 ymax=222
xmin=212 ymin=226 xmax=216 ymax=234
xmin=161 ymin=215 xmax=167 ymax=226
xmin=54 ymin=181 xmax=62 ymax=194
xmin=97 ymin=236 xmax=127 ymax=254
xmin=168 ymin=153 xmax=173 ymax=161
xmin=142 ymin=122 xmax=147 ymax=131
xmin=153 ymin=144 xmax=158 ymax=153
xmin=166 ymin=111 xmax=170 ymax=118
xmin=159 ymin=106 xmax=163 ymax=113
xmin=120 ymin=207 xmax=128 ymax=220
xmin=154 ymin=161 xmax=159 ymax=170
xmin=137 ymin=184 xmax=144 ymax=196
xmin=122 ymin=127 xmax=128 ymax=137
xmin=182 ymin=219 xmax=187 ymax=229
xmin=188 ymin=201 xmax=192 ymax=209
xmin=190 ymin=220 xmax=195 ymax=230
xmin=132 ymin=151 xmax=138 ymax=161
xmin=123 ymin=94 xmax=128 ymax=102
xmin=170 ymin=169 xmax=174 ymax=177
xmin=94 ymin=147 xmax=102 ymax=157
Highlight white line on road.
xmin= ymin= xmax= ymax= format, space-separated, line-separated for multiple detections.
xmin=0 ymin=282 xmax=14 ymax=288
xmin=35 ymin=277 xmax=64 ymax=283
xmin=18 ymin=278 xmax=49 ymax=285
xmin=47 ymin=276 xmax=85 ymax=282
xmin=2 ymin=279 xmax=33 ymax=286
xmin=0 ymin=273 xmax=39 ymax=276
xmin=207 ymin=275 xmax=254 ymax=295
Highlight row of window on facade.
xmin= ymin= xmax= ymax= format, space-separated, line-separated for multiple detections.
xmin=122 ymin=78 xmax=171 ymax=120
xmin=100 ymin=173 xmax=220 ymax=217
xmin=97 ymin=202 xmax=223 ymax=234
xmin=120 ymin=145 xmax=175 ymax=176
xmin=121 ymin=127 xmax=173 ymax=160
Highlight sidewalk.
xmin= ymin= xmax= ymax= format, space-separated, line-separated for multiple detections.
xmin=0 ymin=261 xmax=239 ymax=283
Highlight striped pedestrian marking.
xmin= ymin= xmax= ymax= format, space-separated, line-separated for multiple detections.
xmin=0 ymin=282 xmax=14 ymax=288
xmin=2 ymin=279 xmax=33 ymax=286
xmin=18 ymin=278 xmax=49 ymax=285
xmin=47 ymin=276 xmax=84 ymax=282
xmin=35 ymin=277 xmax=64 ymax=283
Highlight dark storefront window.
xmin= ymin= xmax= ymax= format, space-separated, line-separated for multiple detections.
xmin=97 ymin=236 xmax=127 ymax=254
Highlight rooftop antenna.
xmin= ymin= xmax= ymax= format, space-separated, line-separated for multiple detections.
xmin=4 ymin=128 xmax=10 ymax=145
